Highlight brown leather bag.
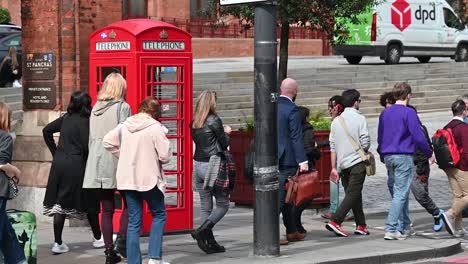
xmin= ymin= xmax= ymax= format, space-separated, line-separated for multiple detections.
xmin=285 ymin=170 xmax=321 ymax=206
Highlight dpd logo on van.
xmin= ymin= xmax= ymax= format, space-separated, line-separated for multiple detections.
xmin=391 ymin=0 xmax=411 ymax=32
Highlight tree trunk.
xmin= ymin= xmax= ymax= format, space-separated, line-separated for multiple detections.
xmin=277 ymin=10 xmax=289 ymax=90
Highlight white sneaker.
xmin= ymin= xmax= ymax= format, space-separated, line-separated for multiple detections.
xmin=93 ymin=237 xmax=105 ymax=248
xmin=400 ymin=227 xmax=416 ymax=237
xmin=51 ymin=242 xmax=70 ymax=254
xmin=384 ymin=231 xmax=407 ymax=240
xmin=455 ymin=228 xmax=468 ymax=238
xmin=148 ymin=259 xmax=171 ymax=264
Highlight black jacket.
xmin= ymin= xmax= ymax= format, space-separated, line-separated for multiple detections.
xmin=414 ymin=125 xmax=431 ymax=176
xmin=303 ymin=123 xmax=321 ymax=170
xmin=0 ymin=59 xmax=21 ymax=87
xmin=191 ymin=114 xmax=229 ymax=162
xmin=0 ymin=130 xmax=13 ymax=199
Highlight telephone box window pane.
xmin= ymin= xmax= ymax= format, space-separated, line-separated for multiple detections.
xmin=179 ymin=67 xmax=184 ymax=82
xmin=151 ymin=66 xmax=178 ymax=82
xmin=100 ymin=66 xmax=127 ymax=81
xmin=166 ymin=174 xmax=178 ymax=189
xmin=160 ymin=102 xmax=179 ymax=119
xmin=163 ymin=154 xmax=178 ymax=171
xmin=153 ymin=84 xmax=178 ymax=100
xmin=165 ymin=193 xmax=177 ymax=208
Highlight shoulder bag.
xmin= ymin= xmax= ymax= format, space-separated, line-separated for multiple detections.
xmin=285 ymin=169 xmax=321 ymax=206
xmin=338 ymin=116 xmax=376 ymax=176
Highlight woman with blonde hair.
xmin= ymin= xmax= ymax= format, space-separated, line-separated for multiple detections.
xmin=190 ymin=90 xmax=232 ymax=254
xmin=83 ymin=72 xmax=131 ymax=263
xmin=0 ymin=102 xmax=27 ymax=264
xmin=0 ymin=47 xmax=21 ymax=87
xmin=103 ymin=97 xmax=171 ymax=264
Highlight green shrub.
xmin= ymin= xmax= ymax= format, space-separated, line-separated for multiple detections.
xmin=309 ymin=110 xmax=331 ymax=131
xmin=238 ymin=113 xmax=254 ymax=132
xmin=0 ymin=8 xmax=11 ymax=24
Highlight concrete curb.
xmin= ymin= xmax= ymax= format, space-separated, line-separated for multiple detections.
xmin=318 ymin=239 xmax=462 ymax=264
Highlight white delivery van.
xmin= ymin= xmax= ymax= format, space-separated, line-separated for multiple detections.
xmin=334 ymin=0 xmax=468 ymax=64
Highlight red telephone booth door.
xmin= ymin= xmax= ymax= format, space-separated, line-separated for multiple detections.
xmin=140 ymin=58 xmax=193 ymax=232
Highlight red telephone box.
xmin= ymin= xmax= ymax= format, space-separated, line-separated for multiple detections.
xmin=89 ymin=19 xmax=193 ymax=233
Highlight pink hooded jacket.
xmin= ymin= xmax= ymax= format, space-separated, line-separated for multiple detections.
xmin=103 ymin=113 xmax=171 ymax=193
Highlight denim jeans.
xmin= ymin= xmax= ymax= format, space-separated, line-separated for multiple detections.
xmin=193 ymin=161 xmax=229 ymax=224
xmin=385 ymin=155 xmax=415 ymax=233
xmin=0 ymin=198 xmax=26 ymax=264
xmin=125 ymin=187 xmax=166 ymax=264
xmin=279 ymin=166 xmax=298 ymax=234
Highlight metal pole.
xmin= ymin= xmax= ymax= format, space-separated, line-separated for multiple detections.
xmin=253 ymin=1 xmax=279 ymax=257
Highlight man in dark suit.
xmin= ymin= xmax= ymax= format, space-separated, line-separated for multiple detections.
xmin=441 ymin=100 xmax=468 ymax=236
xmin=277 ymin=78 xmax=308 ymax=245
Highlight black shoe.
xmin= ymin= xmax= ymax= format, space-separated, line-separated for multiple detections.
xmin=190 ymin=220 xmax=216 ymax=254
xmin=115 ymin=234 xmax=127 ymax=258
xmin=104 ymin=248 xmax=122 ymax=264
xmin=206 ymin=229 xmax=225 ymax=253
xmin=296 ymin=225 xmax=307 ymax=234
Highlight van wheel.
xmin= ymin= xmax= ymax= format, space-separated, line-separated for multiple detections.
xmin=345 ymin=56 xmax=362 ymax=65
xmin=417 ymin=57 xmax=431 ymax=63
xmin=455 ymin=45 xmax=468 ymax=62
xmin=385 ymin=45 xmax=401 ymax=64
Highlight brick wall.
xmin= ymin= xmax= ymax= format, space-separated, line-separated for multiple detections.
xmin=192 ymin=38 xmax=323 ymax=58
xmin=148 ymin=0 xmax=190 ymax=20
xmin=0 ymin=0 xmax=21 ymax=25
xmin=78 ymin=0 xmax=122 ymax=91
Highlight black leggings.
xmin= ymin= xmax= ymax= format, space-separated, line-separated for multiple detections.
xmin=53 ymin=213 xmax=101 ymax=245
xmin=99 ymin=189 xmax=128 ymax=249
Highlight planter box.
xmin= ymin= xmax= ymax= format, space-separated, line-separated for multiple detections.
xmin=229 ymin=131 xmax=255 ymax=206
xmin=229 ymin=130 xmax=331 ymax=209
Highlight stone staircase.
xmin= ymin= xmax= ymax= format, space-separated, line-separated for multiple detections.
xmin=193 ymin=61 xmax=468 ymax=128
xmin=0 ymin=87 xmax=23 ymax=131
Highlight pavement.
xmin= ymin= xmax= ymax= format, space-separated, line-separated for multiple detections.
xmin=36 ymin=207 xmax=463 ymax=264
xmin=34 ymin=110 xmax=467 ymax=264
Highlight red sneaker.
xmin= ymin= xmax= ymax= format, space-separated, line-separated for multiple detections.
xmin=354 ymin=225 xmax=370 ymax=235
xmin=326 ymin=221 xmax=348 ymax=237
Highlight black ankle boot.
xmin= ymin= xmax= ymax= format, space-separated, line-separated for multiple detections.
xmin=190 ymin=220 xmax=216 ymax=254
xmin=115 ymin=234 xmax=127 ymax=258
xmin=206 ymin=229 xmax=225 ymax=253
xmin=104 ymin=247 xmax=122 ymax=264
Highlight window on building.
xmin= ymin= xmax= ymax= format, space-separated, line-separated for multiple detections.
xmin=122 ymin=0 xmax=148 ymax=19
xmin=190 ymin=0 xmax=215 ymax=18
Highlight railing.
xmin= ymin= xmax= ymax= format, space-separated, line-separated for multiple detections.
xmin=150 ymin=17 xmax=331 ymax=55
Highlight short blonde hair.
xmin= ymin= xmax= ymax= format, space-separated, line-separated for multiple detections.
xmin=0 ymin=102 xmax=11 ymax=132
xmin=97 ymin=73 xmax=127 ymax=101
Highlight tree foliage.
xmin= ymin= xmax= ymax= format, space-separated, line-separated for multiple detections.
xmin=0 ymin=7 xmax=11 ymax=24
xmin=207 ymin=0 xmax=375 ymax=83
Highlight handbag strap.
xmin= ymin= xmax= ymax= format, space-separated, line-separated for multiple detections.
xmin=337 ymin=116 xmax=368 ymax=162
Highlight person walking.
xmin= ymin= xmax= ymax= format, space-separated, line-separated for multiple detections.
xmin=42 ymin=92 xmax=103 ymax=254
xmin=293 ymin=106 xmax=321 ymax=234
xmin=321 ymin=95 xmax=352 ymax=222
xmin=379 ymin=95 xmax=443 ymax=232
xmin=83 ymin=73 xmax=131 ymax=263
xmin=277 ymin=78 xmax=308 ymax=245
xmin=378 ymin=83 xmax=432 ymax=240
xmin=325 ymin=89 xmax=370 ymax=237
xmin=0 ymin=102 xmax=27 ymax=264
xmin=190 ymin=90 xmax=232 ymax=254
xmin=103 ymin=97 xmax=171 ymax=264
xmin=0 ymin=47 xmax=21 ymax=88
xmin=440 ymin=100 xmax=468 ymax=236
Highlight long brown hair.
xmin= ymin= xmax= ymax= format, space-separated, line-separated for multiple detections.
xmin=0 ymin=102 xmax=11 ymax=132
xmin=138 ymin=97 xmax=161 ymax=120
xmin=192 ymin=90 xmax=217 ymax=129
